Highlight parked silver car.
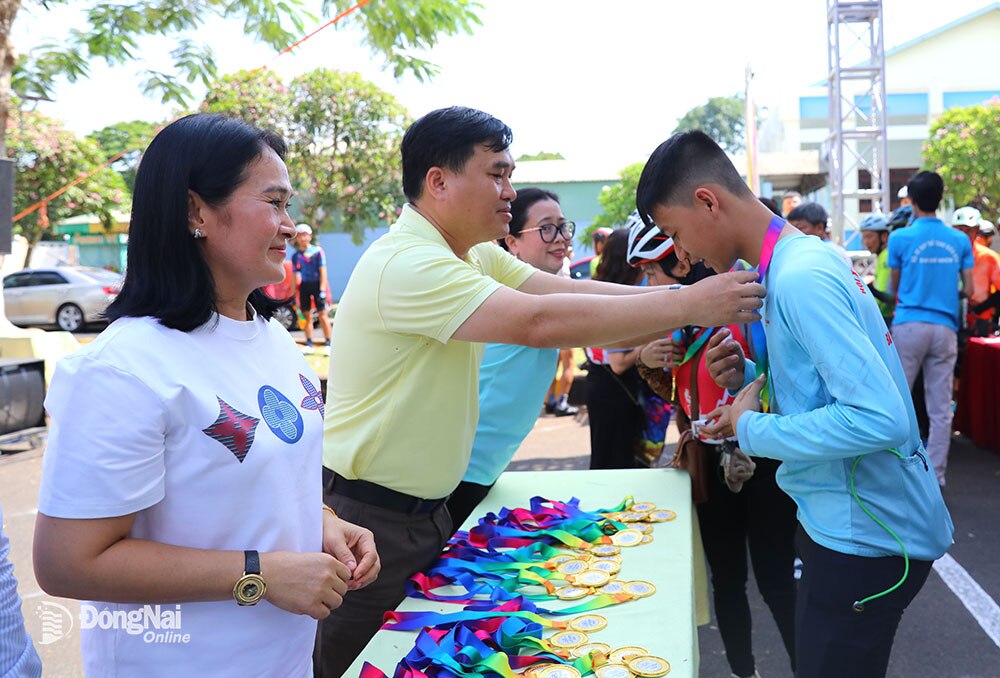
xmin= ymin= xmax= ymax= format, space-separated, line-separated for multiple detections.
xmin=3 ymin=266 xmax=122 ymax=332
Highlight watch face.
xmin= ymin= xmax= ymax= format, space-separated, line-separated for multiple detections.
xmin=235 ymin=574 xmax=266 ymax=605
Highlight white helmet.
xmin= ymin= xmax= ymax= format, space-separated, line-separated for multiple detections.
xmin=951 ymin=206 xmax=982 ymax=228
xmin=979 ymin=219 xmax=996 ymax=237
xmin=625 ymin=211 xmax=674 ymax=267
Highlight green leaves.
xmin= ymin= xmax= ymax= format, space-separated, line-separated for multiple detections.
xmin=673 ymin=94 xmax=748 ymax=154
xmin=923 ymin=101 xmax=1000 ymax=212
xmin=588 ymin=162 xmax=646 ymax=241
xmin=201 ymin=68 xmax=409 ymax=243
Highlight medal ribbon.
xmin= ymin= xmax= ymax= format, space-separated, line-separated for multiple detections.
xmin=748 ymin=215 xmax=784 ymax=413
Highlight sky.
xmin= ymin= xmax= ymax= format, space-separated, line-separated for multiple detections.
xmin=11 ymin=0 xmax=995 ymax=170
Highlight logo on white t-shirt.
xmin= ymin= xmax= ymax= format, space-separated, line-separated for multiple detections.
xmin=202 ymin=396 xmax=260 ymax=462
xmin=258 ymin=385 xmax=304 ymax=443
xmin=299 ymin=373 xmax=325 ymax=418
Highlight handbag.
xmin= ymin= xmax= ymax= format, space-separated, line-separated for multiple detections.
xmin=668 ymin=347 xmax=711 ymax=503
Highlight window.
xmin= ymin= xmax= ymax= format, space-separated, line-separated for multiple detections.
xmin=29 ymin=272 xmax=69 ymax=286
xmin=858 ymin=167 xmax=919 ymax=213
xmin=3 ymin=273 xmax=30 ymax=288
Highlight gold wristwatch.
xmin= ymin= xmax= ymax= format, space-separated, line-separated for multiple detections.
xmin=233 ymin=550 xmax=267 ymax=606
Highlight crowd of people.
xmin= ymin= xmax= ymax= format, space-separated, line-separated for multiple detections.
xmin=0 ymin=104 xmax=989 ymax=678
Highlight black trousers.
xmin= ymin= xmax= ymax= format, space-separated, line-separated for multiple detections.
xmin=697 ymin=453 xmax=799 ymax=677
xmin=585 ymin=365 xmax=641 ymax=469
xmin=794 ymin=527 xmax=933 ymax=678
xmin=446 ymin=480 xmax=494 ymax=534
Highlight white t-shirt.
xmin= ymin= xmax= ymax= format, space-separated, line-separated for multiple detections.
xmin=38 ymin=313 xmax=323 ymax=677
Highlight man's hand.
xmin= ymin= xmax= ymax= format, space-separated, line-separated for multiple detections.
xmin=699 ymin=375 xmax=766 ymax=441
xmin=684 ymin=270 xmax=764 ymax=327
xmin=639 ymin=337 xmax=684 ymax=369
xmin=322 ymin=512 xmax=380 ymax=591
xmin=705 ymin=327 xmax=747 ymax=392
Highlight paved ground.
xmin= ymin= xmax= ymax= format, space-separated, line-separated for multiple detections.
xmin=3 ymin=401 xmax=999 ymax=676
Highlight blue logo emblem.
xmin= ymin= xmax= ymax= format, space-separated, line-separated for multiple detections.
xmin=257 ymin=385 xmax=303 ymax=444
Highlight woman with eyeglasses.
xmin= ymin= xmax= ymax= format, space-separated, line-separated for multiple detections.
xmin=445 ymin=188 xmax=577 ymax=531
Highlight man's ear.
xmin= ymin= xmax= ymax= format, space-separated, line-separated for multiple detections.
xmin=693 ymin=186 xmax=721 ymax=214
xmin=674 ymin=257 xmax=692 ymax=277
xmin=503 ymin=234 xmax=520 ymax=256
xmin=424 ymin=167 xmax=447 ymax=201
xmin=188 ymin=190 xmax=207 ymax=237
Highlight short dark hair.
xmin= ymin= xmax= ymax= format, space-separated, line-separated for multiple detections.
xmin=636 ymin=131 xmax=753 ymax=224
xmin=907 ymin=171 xmax=944 ymax=213
xmin=594 ymin=229 xmax=642 ymax=286
xmin=106 ymin=113 xmax=287 ymax=331
xmin=786 ymin=202 xmax=829 ymax=227
xmin=401 ymin=106 xmax=513 ymax=201
xmin=783 ymin=190 xmax=801 ymax=200
xmin=759 ymin=196 xmax=781 ymax=215
xmin=499 ymin=187 xmax=560 ymax=251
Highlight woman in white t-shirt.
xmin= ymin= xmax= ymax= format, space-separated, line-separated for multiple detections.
xmin=33 ymin=114 xmax=380 ymax=677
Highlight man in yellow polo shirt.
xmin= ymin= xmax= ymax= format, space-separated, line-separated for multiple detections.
xmin=317 ymin=106 xmax=767 ymax=676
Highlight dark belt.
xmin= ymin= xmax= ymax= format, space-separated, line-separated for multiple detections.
xmin=327 ymin=471 xmax=449 ymax=515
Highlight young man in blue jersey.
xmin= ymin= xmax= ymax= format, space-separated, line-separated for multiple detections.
xmin=292 ymin=223 xmax=333 ymax=355
xmin=635 ymin=131 xmax=953 ymax=678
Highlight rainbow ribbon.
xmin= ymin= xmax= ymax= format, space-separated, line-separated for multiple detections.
xmin=749 ymin=216 xmax=785 ymax=412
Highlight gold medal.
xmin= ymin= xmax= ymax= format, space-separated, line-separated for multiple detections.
xmin=555 ymin=585 xmax=590 ymax=600
xmin=598 ymin=581 xmax=626 ymax=595
xmin=590 ymin=559 xmax=621 ymax=575
xmin=594 ymin=663 xmax=632 ymax=678
xmin=623 ymin=580 xmax=657 ymax=598
xmin=632 ymin=522 xmax=653 ymax=534
xmin=571 ymin=641 xmax=612 ymax=658
xmin=568 ymin=614 xmax=608 ymax=633
xmin=572 ymin=569 xmax=611 ymax=587
xmin=537 ymin=665 xmax=582 ymax=678
xmin=548 ymin=630 xmax=588 ymax=649
xmin=609 ymin=646 xmax=648 ymax=664
xmin=647 ymin=509 xmax=676 ymax=522
xmin=641 ymin=534 xmax=654 ymax=544
xmin=591 ymin=544 xmax=621 ymax=557
xmin=557 ymin=559 xmax=590 ymax=575
xmin=620 ymin=511 xmax=648 ymax=522
xmin=631 ymin=502 xmax=657 ymax=513
xmin=547 ymin=554 xmax=576 ymax=566
xmin=611 ymin=529 xmax=643 ymax=547
xmin=628 ymin=655 xmax=671 ymax=677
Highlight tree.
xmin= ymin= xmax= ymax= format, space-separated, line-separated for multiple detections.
xmin=586 ymin=162 xmax=645 ymax=242
xmin=2 ymin=0 xmax=485 ymax=155
xmin=517 ymin=151 xmax=564 ymax=161
xmin=7 ymin=107 xmax=129 ymax=246
xmin=86 ymin=120 xmax=158 ymax=192
xmin=202 ymin=68 xmax=408 ymax=242
xmin=673 ymin=94 xmax=747 ymax=153
xmin=922 ymin=99 xmax=1000 ymax=212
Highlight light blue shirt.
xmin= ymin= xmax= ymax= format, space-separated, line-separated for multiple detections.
xmin=463 ymin=343 xmax=559 ymax=486
xmin=1 ymin=505 xmax=43 ymax=678
xmin=887 ymin=217 xmax=974 ymax=331
xmin=735 ymin=234 xmax=953 ymax=560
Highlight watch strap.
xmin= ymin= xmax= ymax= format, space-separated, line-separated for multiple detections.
xmin=244 ymin=549 xmax=261 ymax=575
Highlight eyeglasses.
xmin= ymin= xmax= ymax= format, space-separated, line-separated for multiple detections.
xmin=518 ymin=221 xmax=576 ymax=243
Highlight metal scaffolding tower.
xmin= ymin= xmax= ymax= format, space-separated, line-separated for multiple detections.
xmin=825 ymin=0 xmax=890 ymax=242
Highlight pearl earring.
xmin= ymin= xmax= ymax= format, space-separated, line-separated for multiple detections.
xmin=193 ymin=228 xmax=204 ymax=239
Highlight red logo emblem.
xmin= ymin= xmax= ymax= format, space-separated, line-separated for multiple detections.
xmin=886 ymin=332 xmax=893 ymax=347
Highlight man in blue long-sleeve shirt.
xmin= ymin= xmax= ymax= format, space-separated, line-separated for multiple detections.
xmin=635 ymin=131 xmax=952 ymax=678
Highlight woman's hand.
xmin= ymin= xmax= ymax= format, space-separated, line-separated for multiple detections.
xmin=705 ymin=327 xmax=748 ymax=392
xmin=700 ymin=375 xmax=766 ymax=441
xmin=640 ymin=337 xmax=684 ymax=369
xmin=323 ymin=511 xmax=380 ymax=590
xmin=260 ymin=551 xmax=351 ymax=620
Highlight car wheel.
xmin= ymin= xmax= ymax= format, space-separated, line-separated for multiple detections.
xmin=273 ymin=304 xmax=296 ymax=331
xmin=56 ymin=303 xmax=85 ymax=332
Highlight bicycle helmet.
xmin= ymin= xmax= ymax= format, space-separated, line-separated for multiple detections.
xmin=951 ymin=206 xmax=982 ymax=228
xmin=625 ymin=211 xmax=674 ymax=267
xmin=859 ymin=213 xmax=889 ymax=232
xmin=887 ymin=205 xmax=913 ymax=230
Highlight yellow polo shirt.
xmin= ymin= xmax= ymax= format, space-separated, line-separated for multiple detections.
xmin=323 ymin=205 xmax=536 ymax=499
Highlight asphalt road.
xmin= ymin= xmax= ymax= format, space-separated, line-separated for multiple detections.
xmin=2 ymin=406 xmax=998 ymax=676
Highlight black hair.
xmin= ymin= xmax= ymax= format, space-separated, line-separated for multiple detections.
xmin=652 ymin=253 xmax=715 ymax=286
xmin=759 ymin=196 xmax=781 ymax=216
xmin=783 ymin=190 xmax=801 ymax=200
xmin=499 ymin=187 xmax=560 ymax=251
xmin=786 ymin=202 xmax=829 ymax=227
xmin=106 ymin=113 xmax=287 ymax=331
xmin=635 ymin=131 xmax=753 ymax=226
xmin=907 ymin=171 xmax=944 ymax=213
xmin=401 ymin=106 xmax=513 ymax=201
xmin=594 ymin=229 xmax=642 ymax=286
